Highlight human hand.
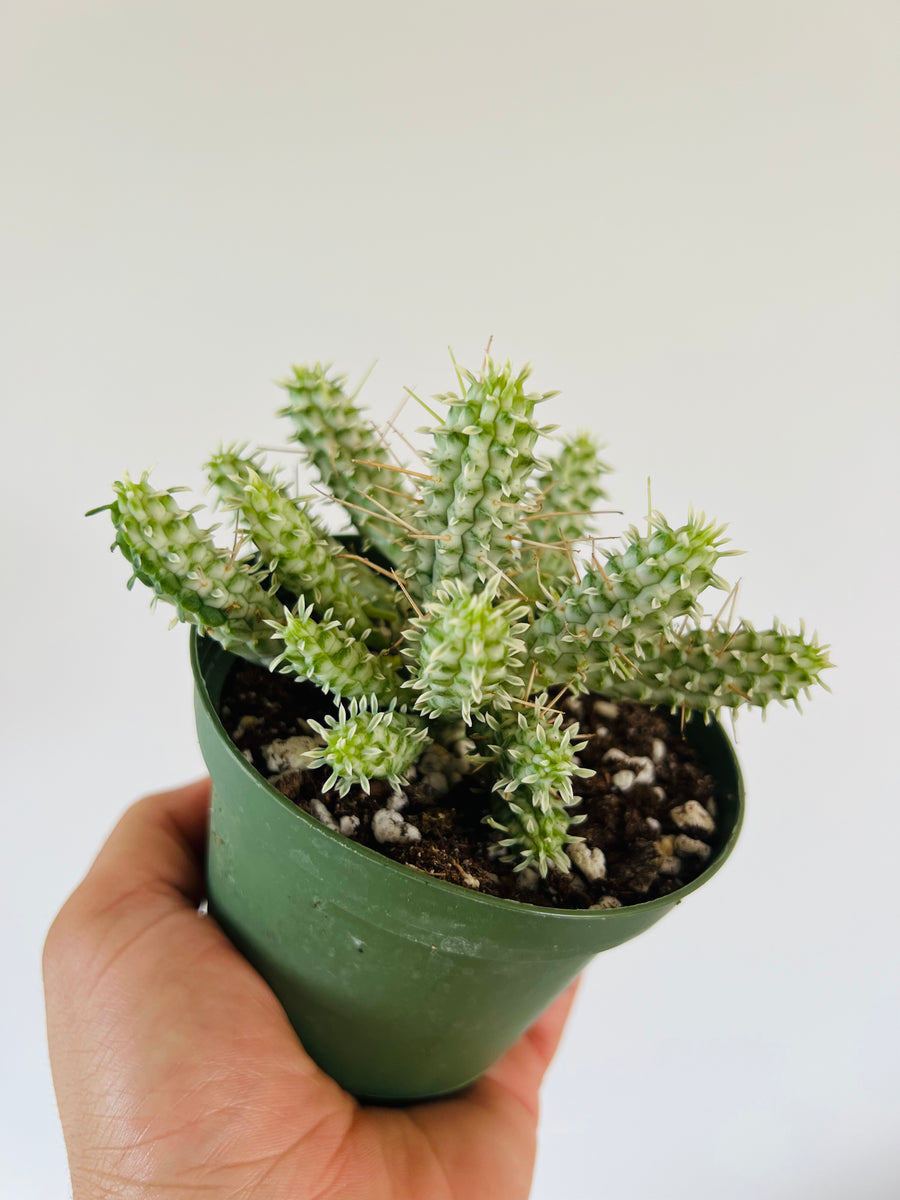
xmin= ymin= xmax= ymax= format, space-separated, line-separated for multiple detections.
xmin=44 ymin=780 xmax=578 ymax=1200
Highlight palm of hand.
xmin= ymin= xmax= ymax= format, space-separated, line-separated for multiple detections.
xmin=44 ymin=782 xmax=576 ymax=1200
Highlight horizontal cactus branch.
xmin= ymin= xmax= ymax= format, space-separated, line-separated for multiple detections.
xmin=104 ymin=473 xmax=283 ymax=664
xmin=585 ymin=623 xmax=832 ymax=717
xmin=95 ymin=350 xmax=831 ymax=877
xmin=528 ymin=513 xmax=732 ymax=690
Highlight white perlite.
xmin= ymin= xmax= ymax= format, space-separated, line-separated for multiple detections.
xmin=593 ymin=700 xmax=619 ymax=720
xmin=645 ymin=816 xmax=661 ymax=834
xmin=612 ymin=769 xmax=636 ymax=791
xmin=309 ymin=798 xmax=338 ymax=832
xmin=372 ymin=808 xmax=421 ymax=845
xmin=568 ymin=842 xmax=607 ymax=882
xmin=603 ymin=749 xmax=655 ymax=786
xmin=240 ymin=748 xmax=254 ymax=763
xmin=386 ymin=790 xmax=408 ymax=812
xmin=261 ymin=735 xmax=321 ymax=774
xmin=658 ymin=855 xmax=682 ymax=876
xmin=417 ymin=743 xmax=463 ymax=795
xmin=674 ymin=834 xmax=712 ymax=860
xmin=590 ymin=896 xmax=622 ymax=910
xmin=516 ymin=866 xmax=540 ymax=890
xmin=670 ymin=800 xmax=716 ymax=834
xmin=233 ymin=714 xmax=261 ymax=741
xmin=651 ymin=738 xmax=667 ymax=764
xmin=339 ymin=815 xmax=360 ymax=838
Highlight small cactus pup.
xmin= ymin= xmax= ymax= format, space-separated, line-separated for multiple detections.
xmin=92 ymin=353 xmax=831 ymax=904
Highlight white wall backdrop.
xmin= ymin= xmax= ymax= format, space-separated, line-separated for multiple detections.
xmin=2 ymin=2 xmax=898 ymax=1197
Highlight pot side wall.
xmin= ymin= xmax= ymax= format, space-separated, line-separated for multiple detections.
xmin=193 ymin=632 xmax=743 ymax=1100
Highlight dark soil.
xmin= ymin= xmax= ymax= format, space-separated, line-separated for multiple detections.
xmin=218 ymin=662 xmax=722 ymax=910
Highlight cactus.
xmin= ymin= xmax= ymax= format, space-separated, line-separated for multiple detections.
xmin=101 ymin=473 xmax=282 ymax=664
xmin=404 ymin=578 xmax=529 ymax=723
xmin=483 ymin=702 xmax=593 ymax=874
xmin=519 ymin=432 xmax=611 ymax=598
xmin=278 ymin=363 xmax=416 ymax=565
xmin=93 ymin=352 xmax=831 ymax=877
xmin=307 ymin=699 xmax=429 ymax=796
xmin=412 ymin=360 xmax=555 ymax=599
xmin=528 ymin=513 xmax=732 ymax=690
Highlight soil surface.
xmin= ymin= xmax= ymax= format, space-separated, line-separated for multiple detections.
xmin=218 ymin=662 xmax=722 ymax=910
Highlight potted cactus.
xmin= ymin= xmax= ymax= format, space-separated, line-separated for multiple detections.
xmin=92 ymin=355 xmax=829 ymax=1099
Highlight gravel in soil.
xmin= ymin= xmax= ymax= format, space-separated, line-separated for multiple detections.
xmin=218 ymin=662 xmax=721 ymax=910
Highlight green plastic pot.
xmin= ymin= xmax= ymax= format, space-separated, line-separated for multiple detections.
xmin=192 ymin=630 xmax=744 ymax=1101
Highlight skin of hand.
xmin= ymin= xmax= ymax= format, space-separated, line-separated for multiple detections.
xmin=43 ymin=780 xmax=579 ymax=1200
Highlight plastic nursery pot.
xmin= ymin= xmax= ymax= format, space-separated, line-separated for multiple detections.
xmin=192 ymin=630 xmax=744 ymax=1102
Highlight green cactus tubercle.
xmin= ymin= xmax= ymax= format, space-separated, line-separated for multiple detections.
xmin=95 ymin=353 xmax=831 ymax=877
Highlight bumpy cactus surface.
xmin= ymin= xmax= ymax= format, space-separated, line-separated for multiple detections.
xmin=94 ymin=355 xmax=831 ymax=875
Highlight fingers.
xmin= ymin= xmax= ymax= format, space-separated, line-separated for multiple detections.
xmin=43 ymin=779 xmax=212 ymax=989
xmin=473 ymin=978 xmax=581 ymax=1119
xmin=81 ymin=777 xmax=210 ymax=909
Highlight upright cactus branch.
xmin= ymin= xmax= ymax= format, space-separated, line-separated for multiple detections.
xmin=403 ymin=579 xmax=528 ymax=723
xmin=206 ymin=446 xmax=387 ymax=639
xmin=278 ymin=363 xmax=416 ymax=565
xmin=520 ymin=432 xmax=612 ymax=598
xmin=484 ymin=703 xmax=590 ymax=874
xmin=411 ymin=361 xmax=555 ymax=599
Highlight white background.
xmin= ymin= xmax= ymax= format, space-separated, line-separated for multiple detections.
xmin=2 ymin=2 xmax=898 ymax=1197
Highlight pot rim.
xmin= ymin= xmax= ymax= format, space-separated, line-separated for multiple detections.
xmin=191 ymin=629 xmax=745 ymax=920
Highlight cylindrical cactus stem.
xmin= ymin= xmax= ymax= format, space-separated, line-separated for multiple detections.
xmin=520 ymin=432 xmax=612 ymax=599
xmin=105 ymin=473 xmax=283 ymax=664
xmin=585 ymin=623 xmax=832 ymax=717
xmin=528 ymin=513 xmax=732 ymax=688
xmin=277 ymin=363 xmax=416 ymax=566
xmin=271 ymin=601 xmax=404 ymax=707
xmin=482 ymin=701 xmax=591 ymax=875
xmin=307 ymin=699 xmax=430 ymax=796
xmin=206 ymin=446 xmax=395 ymax=638
xmin=413 ymin=359 xmax=555 ymax=599
xmin=403 ymin=579 xmax=529 ymax=724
